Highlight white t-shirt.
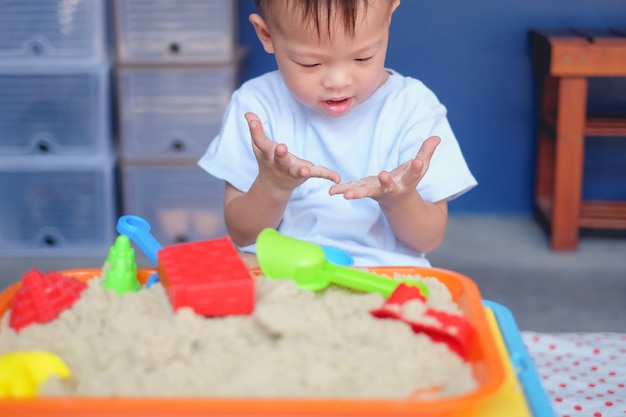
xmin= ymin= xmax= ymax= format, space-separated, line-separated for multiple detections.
xmin=198 ymin=70 xmax=477 ymax=266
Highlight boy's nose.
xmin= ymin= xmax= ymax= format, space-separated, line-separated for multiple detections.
xmin=322 ymin=67 xmax=352 ymax=91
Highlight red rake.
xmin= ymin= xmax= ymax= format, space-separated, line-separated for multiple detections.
xmin=370 ymin=283 xmax=473 ymax=359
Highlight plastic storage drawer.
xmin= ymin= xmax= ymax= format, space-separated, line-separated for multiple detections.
xmin=0 ymin=63 xmax=111 ymax=155
xmin=114 ymin=0 xmax=236 ymax=64
xmin=117 ymin=66 xmax=235 ymax=161
xmin=122 ymin=164 xmax=227 ymax=245
xmin=0 ymin=154 xmax=117 ymax=257
xmin=0 ymin=0 xmax=105 ymax=61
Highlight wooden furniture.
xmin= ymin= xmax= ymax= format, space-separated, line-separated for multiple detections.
xmin=529 ymin=28 xmax=626 ymax=250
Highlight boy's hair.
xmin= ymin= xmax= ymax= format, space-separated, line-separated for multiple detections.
xmin=254 ymin=0 xmax=395 ymax=39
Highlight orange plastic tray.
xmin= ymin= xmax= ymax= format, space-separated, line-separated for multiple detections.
xmin=0 ymin=266 xmax=506 ymax=417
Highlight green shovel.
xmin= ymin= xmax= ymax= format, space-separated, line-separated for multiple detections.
xmin=256 ymin=228 xmax=428 ymax=298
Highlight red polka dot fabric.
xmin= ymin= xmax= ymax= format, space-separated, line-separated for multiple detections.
xmin=522 ymin=332 xmax=626 ymax=416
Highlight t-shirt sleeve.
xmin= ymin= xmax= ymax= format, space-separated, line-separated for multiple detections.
xmin=399 ymin=85 xmax=477 ymax=203
xmin=197 ymin=88 xmax=262 ymax=193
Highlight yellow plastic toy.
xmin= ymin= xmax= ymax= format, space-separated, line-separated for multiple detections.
xmin=0 ymin=351 xmax=71 ymax=398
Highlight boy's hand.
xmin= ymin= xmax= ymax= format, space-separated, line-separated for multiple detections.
xmin=245 ymin=112 xmax=341 ymax=192
xmin=329 ymin=136 xmax=441 ymax=201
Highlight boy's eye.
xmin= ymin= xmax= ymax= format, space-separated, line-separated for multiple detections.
xmin=356 ymin=56 xmax=373 ymax=62
xmin=297 ymin=62 xmax=320 ymax=68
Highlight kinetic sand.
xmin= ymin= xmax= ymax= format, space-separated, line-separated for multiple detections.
xmin=0 ymin=273 xmax=477 ymax=398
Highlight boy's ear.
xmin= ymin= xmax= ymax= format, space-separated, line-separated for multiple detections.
xmin=249 ymin=13 xmax=275 ymax=54
xmin=391 ymin=0 xmax=401 ymax=15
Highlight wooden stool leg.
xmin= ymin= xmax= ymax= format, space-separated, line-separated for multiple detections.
xmin=535 ymin=75 xmax=557 ymax=205
xmin=551 ymin=77 xmax=588 ymax=250
xmin=535 ymin=127 xmax=555 ymax=219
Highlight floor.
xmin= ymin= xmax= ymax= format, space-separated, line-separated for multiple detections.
xmin=1 ymin=215 xmax=625 ymax=333
xmin=427 ymin=215 xmax=626 ymax=333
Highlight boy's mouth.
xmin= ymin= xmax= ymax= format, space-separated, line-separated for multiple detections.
xmin=322 ymin=97 xmax=352 ymax=115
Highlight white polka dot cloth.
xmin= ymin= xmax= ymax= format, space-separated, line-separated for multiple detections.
xmin=522 ymin=332 xmax=626 ymax=417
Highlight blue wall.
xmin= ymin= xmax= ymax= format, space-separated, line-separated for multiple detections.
xmin=236 ymin=0 xmax=626 ymax=214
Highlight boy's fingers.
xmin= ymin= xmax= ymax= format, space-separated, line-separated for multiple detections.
xmin=412 ymin=136 xmax=440 ymax=179
xmin=244 ymin=111 xmax=260 ymax=126
xmin=245 ymin=112 xmax=273 ymax=155
xmin=407 ymin=157 xmax=425 ymax=184
xmin=378 ymin=171 xmax=394 ymax=194
xmin=245 ymin=113 xmax=264 ymax=138
xmin=416 ymin=136 xmax=441 ymax=160
xmin=244 ymin=112 xmax=339 ymax=184
xmin=307 ymin=166 xmax=340 ymax=183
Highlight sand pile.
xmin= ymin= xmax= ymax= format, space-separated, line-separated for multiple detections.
xmin=0 ymin=273 xmax=477 ymax=398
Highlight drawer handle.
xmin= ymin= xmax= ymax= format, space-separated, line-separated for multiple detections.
xmin=171 ymin=139 xmax=185 ymax=152
xmin=169 ymin=42 xmax=181 ymax=54
xmin=28 ymin=40 xmax=45 ymax=56
xmin=42 ymin=234 xmax=57 ymax=247
xmin=35 ymin=139 xmax=51 ymax=153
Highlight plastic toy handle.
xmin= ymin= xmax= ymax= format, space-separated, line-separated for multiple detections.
xmin=116 ymin=215 xmax=163 ymax=266
xmin=145 ymin=272 xmax=160 ymax=289
xmin=323 ymin=264 xmax=428 ymax=298
xmin=319 ymin=264 xmax=397 ymax=297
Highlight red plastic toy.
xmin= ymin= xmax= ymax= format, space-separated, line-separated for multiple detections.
xmin=370 ymin=283 xmax=473 ymax=359
xmin=157 ymin=237 xmax=254 ymax=316
xmin=9 ymin=268 xmax=87 ymax=332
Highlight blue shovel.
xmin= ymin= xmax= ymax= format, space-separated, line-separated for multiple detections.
xmin=116 ymin=215 xmax=163 ymax=288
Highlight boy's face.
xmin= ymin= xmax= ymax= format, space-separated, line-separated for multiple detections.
xmin=251 ymin=1 xmax=399 ymax=117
